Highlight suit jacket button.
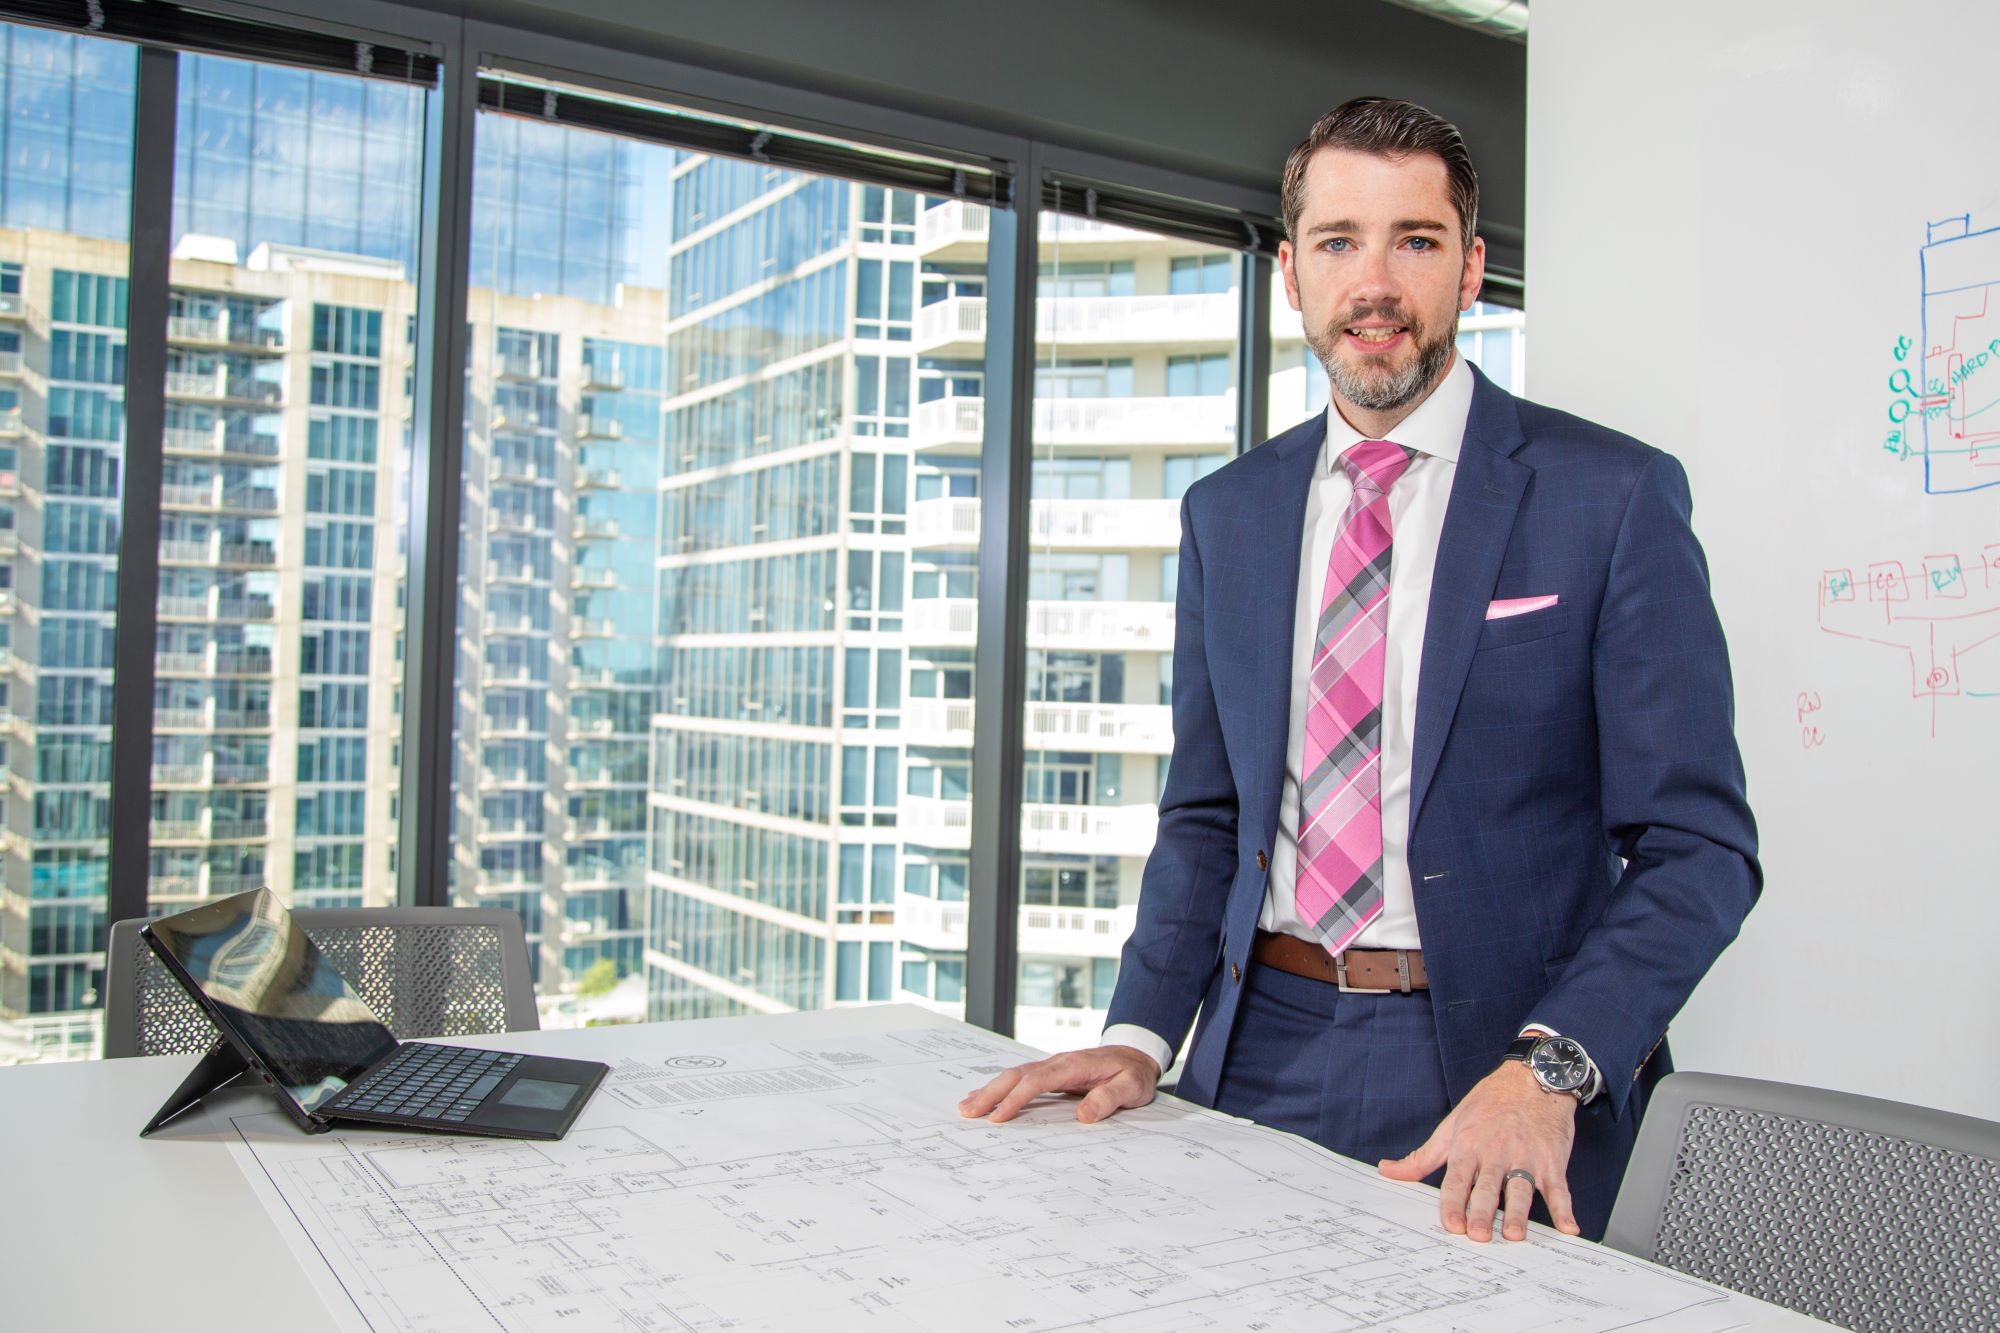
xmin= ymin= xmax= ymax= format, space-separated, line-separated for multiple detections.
xmin=1255 ymin=850 xmax=1268 ymax=872
xmin=1231 ymin=963 xmax=1242 ymax=984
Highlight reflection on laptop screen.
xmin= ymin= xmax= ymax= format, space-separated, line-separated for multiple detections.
xmin=146 ymin=890 xmax=399 ymax=1114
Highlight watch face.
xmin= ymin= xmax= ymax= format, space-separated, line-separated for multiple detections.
xmin=1529 ymin=1037 xmax=1590 ymax=1093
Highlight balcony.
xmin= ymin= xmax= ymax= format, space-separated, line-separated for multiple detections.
xmin=496 ymin=352 xmax=551 ymax=381
xmin=908 ymin=496 xmax=1181 ymax=551
xmin=150 ymin=761 xmax=209 ymax=787
xmin=487 ymin=511 xmax=548 ymax=535
xmin=906 ymin=597 xmax=1175 ymax=653
xmin=899 ymin=796 xmax=1160 ymax=857
xmin=912 ymin=393 xmax=1234 ymax=454
xmin=914 ymin=292 xmax=1239 ymax=357
xmin=1021 ymin=902 xmax=1138 ymax=960
xmin=212 ymin=709 xmax=271 ymax=730
xmin=573 ymin=516 xmax=620 ymax=541
xmin=164 ymin=424 xmax=219 ymax=454
xmin=164 ymin=369 xmax=281 ymax=405
xmin=149 ymin=819 xmax=206 ymax=842
xmin=913 ymin=295 xmax=987 ymax=358
xmin=569 ymin=617 xmax=618 ymax=639
xmin=901 ymin=698 xmax=1174 ymax=754
xmin=897 ymin=891 xmax=969 ymax=952
xmin=158 ymin=538 xmax=212 ymax=565
xmin=576 ymin=466 xmax=621 ymax=489
xmin=208 ymin=819 xmax=268 ymax=841
xmin=897 ymin=888 xmax=1134 ymax=961
xmin=167 ymin=314 xmax=225 ymax=343
xmin=216 ymin=541 xmax=276 ymax=568
xmin=915 ymin=200 xmax=990 ymax=261
xmin=0 ymin=291 xmax=21 ymax=318
xmin=576 ymin=413 xmax=623 ymax=440
xmin=0 ymin=349 xmax=22 ymax=376
xmin=571 ymin=567 xmax=617 ymax=590
xmin=211 ymin=761 xmax=269 ymax=784
xmin=581 ymin=359 xmax=623 ymax=390
xmin=1014 ymin=1005 xmax=1107 ymax=1057
xmin=154 ymin=706 xmax=207 ymax=730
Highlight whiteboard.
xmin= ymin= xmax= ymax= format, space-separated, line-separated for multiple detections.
xmin=1527 ymin=0 xmax=1999 ymax=1120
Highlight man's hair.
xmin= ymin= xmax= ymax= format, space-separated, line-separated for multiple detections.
xmin=1280 ymin=97 xmax=1479 ymax=251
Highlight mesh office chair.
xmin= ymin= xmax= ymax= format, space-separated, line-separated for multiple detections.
xmin=1604 ymin=1071 xmax=2000 ymax=1332
xmin=104 ymin=907 xmax=539 ymax=1059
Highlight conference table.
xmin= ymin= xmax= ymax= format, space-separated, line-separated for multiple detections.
xmin=0 ymin=1004 xmax=1835 ymax=1332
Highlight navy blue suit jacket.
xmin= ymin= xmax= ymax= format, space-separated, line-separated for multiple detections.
xmin=1105 ymin=366 xmax=1761 ymax=1228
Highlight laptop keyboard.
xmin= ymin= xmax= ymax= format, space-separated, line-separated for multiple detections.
xmin=334 ymin=1044 xmax=526 ymax=1124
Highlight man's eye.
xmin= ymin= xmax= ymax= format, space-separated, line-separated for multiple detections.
xmin=1324 ymin=238 xmax=1351 ymax=252
xmin=1406 ymin=237 xmax=1436 ymax=251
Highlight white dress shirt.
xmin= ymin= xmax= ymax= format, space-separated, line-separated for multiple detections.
xmin=1102 ymin=357 xmax=1472 ymax=1076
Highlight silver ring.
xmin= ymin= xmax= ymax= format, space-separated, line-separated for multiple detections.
xmin=1502 ymin=1168 xmax=1537 ymax=1189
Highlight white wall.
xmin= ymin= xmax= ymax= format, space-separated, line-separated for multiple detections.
xmin=1528 ymin=1 xmax=2000 ymax=1119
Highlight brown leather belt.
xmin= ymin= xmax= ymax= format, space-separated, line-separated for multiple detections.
xmin=1251 ymin=929 xmax=1428 ymax=992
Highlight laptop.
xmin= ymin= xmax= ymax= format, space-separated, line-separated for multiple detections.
xmin=139 ymin=888 xmax=607 ymax=1140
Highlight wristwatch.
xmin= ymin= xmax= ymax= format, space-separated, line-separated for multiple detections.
xmin=1503 ymin=1033 xmax=1593 ymax=1099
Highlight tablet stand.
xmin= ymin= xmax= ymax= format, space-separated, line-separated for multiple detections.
xmin=140 ymin=1039 xmax=253 ymax=1137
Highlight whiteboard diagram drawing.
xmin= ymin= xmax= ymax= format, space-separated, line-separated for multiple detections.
xmin=1817 ymin=541 xmax=2000 ymax=735
xmin=1919 ymin=215 xmax=2000 ymax=494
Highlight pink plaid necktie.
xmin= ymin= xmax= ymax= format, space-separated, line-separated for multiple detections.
xmin=1295 ymin=438 xmax=1416 ymax=956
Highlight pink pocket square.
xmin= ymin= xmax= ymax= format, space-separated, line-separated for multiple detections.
xmin=1485 ymin=595 xmax=1559 ymax=620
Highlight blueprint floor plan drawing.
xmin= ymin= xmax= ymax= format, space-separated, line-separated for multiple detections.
xmin=1920 ymin=214 xmax=2000 ymax=494
xmin=222 ymin=1022 xmax=1771 ymax=1332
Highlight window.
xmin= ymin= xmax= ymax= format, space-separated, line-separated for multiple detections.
xmin=1009 ymin=221 xmax=1243 ymax=1049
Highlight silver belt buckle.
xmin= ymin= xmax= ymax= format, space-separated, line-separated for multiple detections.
xmin=1333 ymin=951 xmax=1398 ymax=994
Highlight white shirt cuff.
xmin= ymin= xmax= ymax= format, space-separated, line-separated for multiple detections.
xmin=1522 ymin=1020 xmax=1602 ymax=1104
xmin=1099 ymin=1024 xmax=1175 ymax=1079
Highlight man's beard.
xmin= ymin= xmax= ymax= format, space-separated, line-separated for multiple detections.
xmin=1306 ymin=302 xmax=1458 ymax=413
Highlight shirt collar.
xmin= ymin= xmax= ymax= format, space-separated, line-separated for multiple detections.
xmin=1321 ymin=353 xmax=1473 ymax=474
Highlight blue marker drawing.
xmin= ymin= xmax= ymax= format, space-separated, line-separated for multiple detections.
xmin=1919 ymin=216 xmax=2000 ymax=494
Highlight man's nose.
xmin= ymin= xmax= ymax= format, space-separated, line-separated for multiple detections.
xmin=1351 ymin=247 xmax=1399 ymax=306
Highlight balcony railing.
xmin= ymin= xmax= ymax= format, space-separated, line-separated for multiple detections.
xmin=912 ymin=393 xmax=1234 ymax=451
xmin=899 ymin=796 xmax=1160 ymax=857
xmin=906 ymin=597 xmax=1175 ymax=652
xmin=158 ymin=538 xmax=211 ymax=564
xmin=908 ymin=496 xmax=1181 ymax=550
xmin=167 ymin=314 xmax=224 ymax=342
xmin=899 ymin=891 xmax=1134 ymax=960
xmin=915 ymin=292 xmax=1239 ymax=354
xmin=902 ymin=698 xmax=1174 ymax=754
xmin=897 ymin=890 xmax=969 ymax=952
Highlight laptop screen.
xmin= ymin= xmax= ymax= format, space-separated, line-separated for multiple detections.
xmin=145 ymin=890 xmax=399 ymax=1115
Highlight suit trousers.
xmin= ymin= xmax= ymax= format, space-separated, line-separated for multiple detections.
xmin=1210 ymin=962 xmax=1454 ymax=1173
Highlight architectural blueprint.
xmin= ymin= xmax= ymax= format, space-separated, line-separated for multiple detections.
xmin=222 ymin=1022 xmax=1772 ymax=1332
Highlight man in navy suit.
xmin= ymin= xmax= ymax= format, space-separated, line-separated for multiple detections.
xmin=962 ymin=98 xmax=1760 ymax=1244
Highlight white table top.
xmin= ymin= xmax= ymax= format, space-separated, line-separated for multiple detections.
xmin=0 ymin=1005 xmax=1832 ymax=1332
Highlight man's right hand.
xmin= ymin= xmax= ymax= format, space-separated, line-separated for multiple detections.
xmin=958 ymin=1045 xmax=1162 ymax=1124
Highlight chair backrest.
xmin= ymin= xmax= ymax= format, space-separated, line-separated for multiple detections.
xmin=104 ymin=907 xmax=539 ymax=1059
xmin=1604 ymin=1070 xmax=2000 ymax=1332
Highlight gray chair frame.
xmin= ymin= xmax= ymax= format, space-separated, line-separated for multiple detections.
xmin=1605 ymin=1070 xmax=2000 ymax=1332
xmin=104 ymin=907 xmax=539 ymax=1059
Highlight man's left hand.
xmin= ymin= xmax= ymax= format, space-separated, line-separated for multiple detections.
xmin=1377 ymin=1061 xmax=1580 ymax=1241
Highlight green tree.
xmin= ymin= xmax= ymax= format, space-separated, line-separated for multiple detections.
xmin=576 ymin=958 xmax=620 ymax=998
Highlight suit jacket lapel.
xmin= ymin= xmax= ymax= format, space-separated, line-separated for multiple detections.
xmin=1247 ymin=415 xmax=1325 ymax=847
xmin=1408 ymin=372 xmax=1532 ymax=835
